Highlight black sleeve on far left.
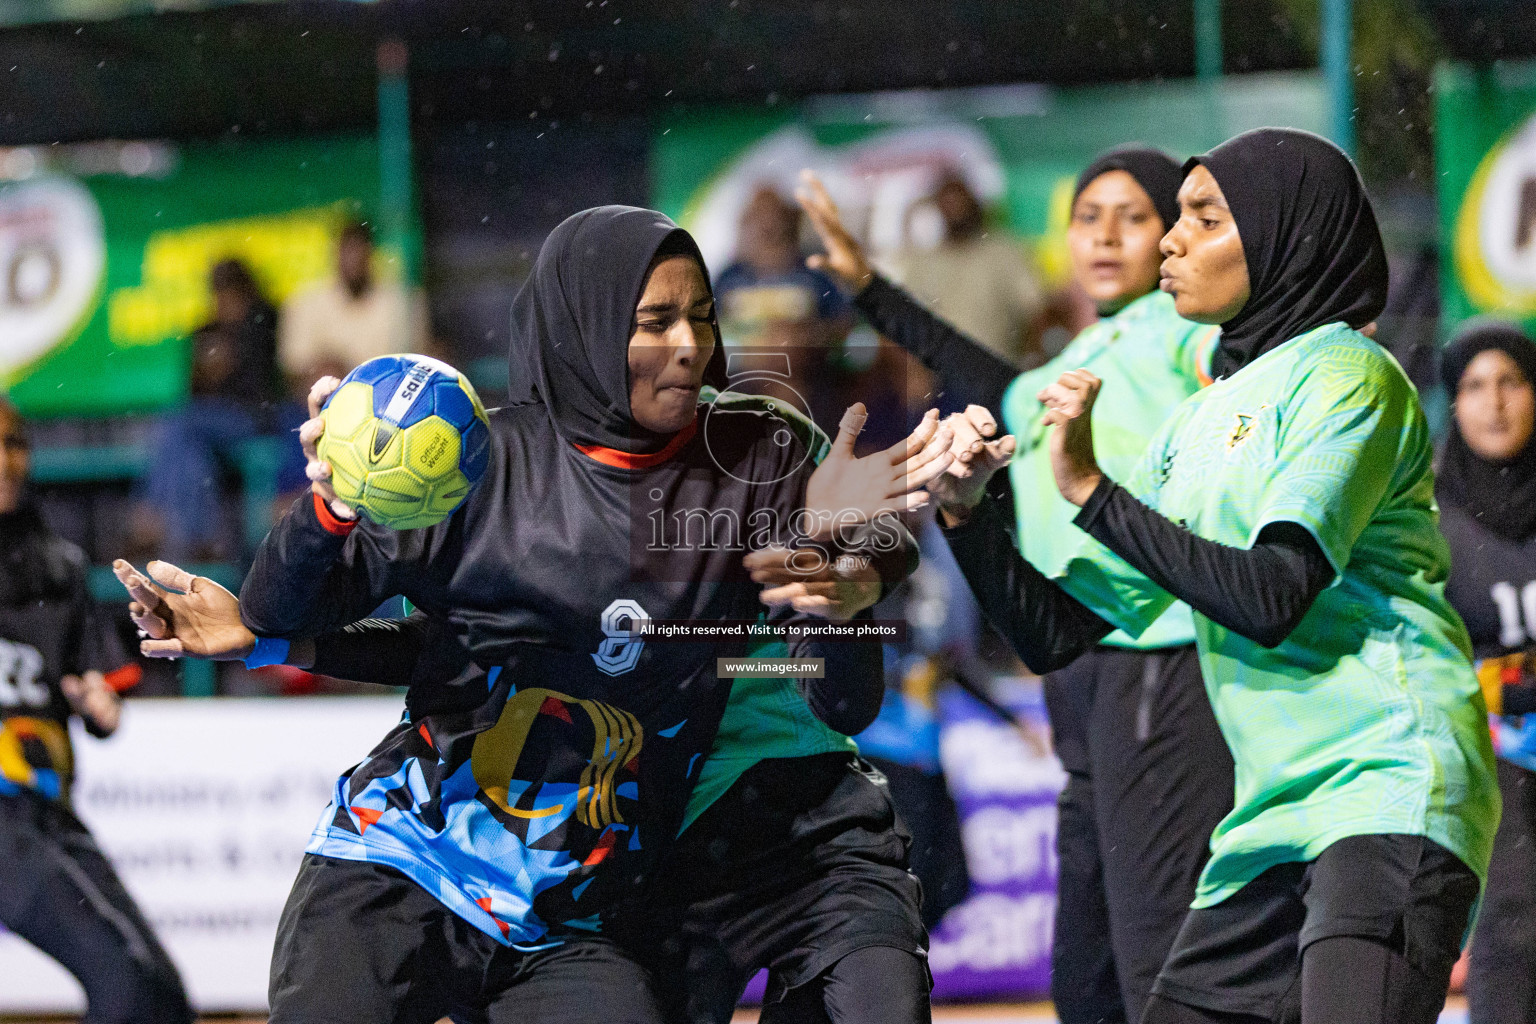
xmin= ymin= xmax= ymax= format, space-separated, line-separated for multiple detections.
xmin=941 ymin=493 xmax=1115 ymax=673
xmin=1074 ymin=478 xmax=1336 ymax=649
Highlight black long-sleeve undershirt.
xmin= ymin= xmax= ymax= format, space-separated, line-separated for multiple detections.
xmin=1074 ymin=478 xmax=1336 ymax=649
xmin=310 ymin=613 xmax=436 ymax=688
xmin=861 ymin=269 xmax=1338 ymax=651
xmin=942 ymin=494 xmax=1115 ymax=674
xmin=854 ymin=274 xmax=1018 ymax=415
xmin=942 ymin=479 xmax=1338 ymax=668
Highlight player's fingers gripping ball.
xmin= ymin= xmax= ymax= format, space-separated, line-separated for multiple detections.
xmin=316 ymin=355 xmax=492 ymax=530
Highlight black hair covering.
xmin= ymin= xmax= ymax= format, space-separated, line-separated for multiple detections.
xmin=1186 ymin=128 xmax=1389 ymax=379
xmin=507 ymin=205 xmax=726 ymax=452
xmin=1437 ymin=318 xmax=1536 ymax=543
xmin=1073 ymin=145 xmax=1183 ymax=234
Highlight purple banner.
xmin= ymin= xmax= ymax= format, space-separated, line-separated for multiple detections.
xmin=928 ymin=680 xmax=1063 ymax=1001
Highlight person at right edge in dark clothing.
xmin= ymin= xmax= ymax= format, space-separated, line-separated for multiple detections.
xmin=1437 ymin=320 xmax=1536 ymax=1024
xmin=798 ymin=147 xmax=1232 ymax=1024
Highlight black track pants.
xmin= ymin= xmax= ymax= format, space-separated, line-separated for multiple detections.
xmin=1044 ymin=644 xmax=1234 ymax=1024
xmin=0 ymin=792 xmax=192 ymax=1024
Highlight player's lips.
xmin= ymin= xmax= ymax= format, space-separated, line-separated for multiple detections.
xmin=1159 ymin=268 xmax=1178 ymax=293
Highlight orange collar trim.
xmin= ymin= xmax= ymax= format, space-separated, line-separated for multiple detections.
xmin=574 ymin=419 xmax=697 ymax=469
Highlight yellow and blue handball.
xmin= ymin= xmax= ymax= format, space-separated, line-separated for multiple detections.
xmin=317 ymin=354 xmax=492 ymax=530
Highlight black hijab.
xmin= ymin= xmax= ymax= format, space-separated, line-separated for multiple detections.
xmin=507 ymin=205 xmax=727 ymax=453
xmin=1186 ymin=128 xmax=1389 ymax=379
xmin=1437 ymin=319 xmax=1536 ymax=543
xmin=1073 ymin=145 xmax=1183 ymax=236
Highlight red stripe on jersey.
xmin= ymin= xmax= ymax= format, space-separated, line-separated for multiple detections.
xmin=351 ymin=806 xmax=384 ymax=833
xmin=539 ymin=696 xmax=574 ymax=723
xmin=313 ymin=492 xmax=359 ymax=536
xmin=104 ymin=664 xmax=143 ymax=692
xmin=582 ymin=827 xmax=619 ymax=866
xmin=475 ymin=897 xmax=512 ymax=937
xmin=574 ymin=418 xmax=697 ymax=469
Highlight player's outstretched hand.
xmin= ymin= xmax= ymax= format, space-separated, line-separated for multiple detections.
xmin=111 ymin=559 xmax=256 ymax=661
xmin=796 ymin=170 xmax=875 ymax=293
xmin=930 ymin=405 xmax=1018 ymax=523
xmin=744 ymin=545 xmax=883 ymax=622
xmin=1038 ymin=369 xmax=1105 ymax=507
xmin=59 ymin=670 xmax=121 ymax=735
xmin=300 ymin=375 xmax=357 ymax=521
xmin=803 ymin=405 xmax=954 ymax=541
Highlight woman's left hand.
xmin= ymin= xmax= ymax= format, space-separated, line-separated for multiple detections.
xmin=1039 ymin=369 xmax=1105 ymax=507
xmin=744 ymin=545 xmax=883 ymax=622
xmin=112 ymin=559 xmax=257 ymax=661
xmin=802 ymin=404 xmax=954 ymax=540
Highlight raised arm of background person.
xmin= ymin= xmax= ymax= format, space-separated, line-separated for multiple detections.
xmin=1074 ymin=483 xmax=1336 ymax=649
xmin=795 ymin=170 xmax=1017 ymax=416
xmin=854 ymin=275 xmax=1019 ymax=414
xmin=941 ymin=492 xmax=1114 ymax=673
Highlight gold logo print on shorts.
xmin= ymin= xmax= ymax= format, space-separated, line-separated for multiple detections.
xmin=470 ymin=688 xmax=644 ymax=831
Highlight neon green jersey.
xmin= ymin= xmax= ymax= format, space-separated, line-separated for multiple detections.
xmin=1003 ymin=289 xmax=1218 ymax=650
xmin=1061 ymin=322 xmax=1499 ymax=907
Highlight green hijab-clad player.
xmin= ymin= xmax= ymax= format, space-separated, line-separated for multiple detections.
xmin=928 ymin=129 xmax=1497 ymax=1023
xmin=799 ymin=150 xmax=1227 ymax=1024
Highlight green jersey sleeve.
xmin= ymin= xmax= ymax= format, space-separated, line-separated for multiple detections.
xmin=1248 ymin=348 xmax=1412 ymax=577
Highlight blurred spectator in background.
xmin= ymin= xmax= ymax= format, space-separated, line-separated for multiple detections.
xmin=882 ymin=170 xmax=1045 ymax=370
xmin=1437 ymin=320 xmax=1536 ymax=1024
xmin=278 ymin=220 xmax=428 ymax=388
xmin=715 ymin=185 xmax=853 ymax=355
xmin=132 ymin=258 xmax=282 ymax=561
xmin=714 ymin=185 xmax=863 ymax=443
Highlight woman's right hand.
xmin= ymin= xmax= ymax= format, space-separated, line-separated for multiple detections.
xmin=933 ymin=405 xmax=1017 ymax=526
xmin=796 ymin=170 xmax=875 ymax=293
xmin=112 ymin=559 xmax=256 ymax=661
xmin=300 ymin=375 xmax=356 ymax=521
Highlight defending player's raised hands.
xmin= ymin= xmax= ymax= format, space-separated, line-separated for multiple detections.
xmin=299 ymin=375 xmax=357 ymax=521
xmin=930 ymin=405 xmax=1019 ymax=524
xmin=1039 ymin=369 xmax=1105 ymax=507
xmin=744 ymin=545 xmax=883 ymax=622
xmin=796 ymin=170 xmax=875 ymax=293
xmin=111 ymin=558 xmax=256 ymax=661
xmin=803 ymin=404 xmax=954 ymax=541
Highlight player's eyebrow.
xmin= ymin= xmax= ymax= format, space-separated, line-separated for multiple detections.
xmin=1186 ymin=194 xmax=1227 ymax=213
xmin=637 ymin=296 xmax=714 ymax=314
